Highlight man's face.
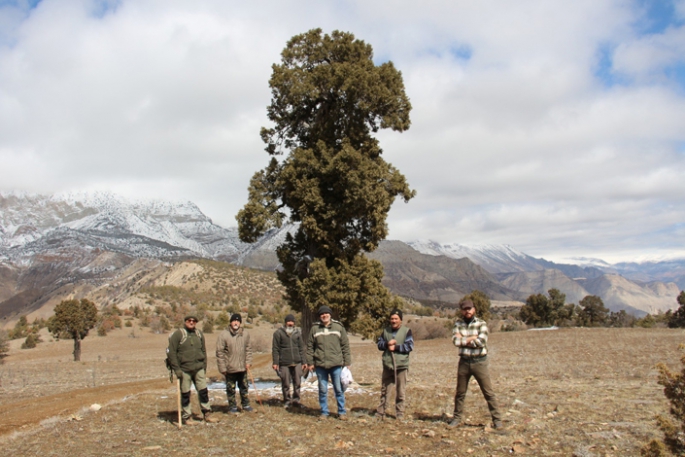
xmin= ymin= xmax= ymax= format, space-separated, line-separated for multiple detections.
xmin=185 ymin=318 xmax=197 ymax=330
xmin=389 ymin=314 xmax=402 ymax=330
xmin=320 ymin=312 xmax=331 ymax=324
xmin=230 ymin=319 xmax=241 ymax=331
xmin=460 ymin=305 xmax=475 ymax=319
xmin=286 ymin=321 xmax=295 ymax=328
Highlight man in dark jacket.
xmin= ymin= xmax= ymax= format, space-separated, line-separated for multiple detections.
xmin=307 ymin=306 xmax=351 ymax=420
xmin=272 ymin=314 xmax=307 ymax=407
xmin=167 ymin=315 xmax=218 ymax=424
xmin=376 ymin=309 xmax=414 ymax=420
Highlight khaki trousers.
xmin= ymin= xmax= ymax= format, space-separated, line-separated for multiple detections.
xmin=180 ymin=368 xmax=210 ymax=418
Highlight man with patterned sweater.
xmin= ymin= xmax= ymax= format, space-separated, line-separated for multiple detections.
xmin=451 ymin=299 xmax=503 ymax=430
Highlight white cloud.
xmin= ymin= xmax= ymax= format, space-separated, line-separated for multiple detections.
xmin=0 ymin=0 xmax=684 ymax=263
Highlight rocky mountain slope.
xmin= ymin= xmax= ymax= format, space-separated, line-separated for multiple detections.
xmin=0 ymin=192 xmax=681 ymax=321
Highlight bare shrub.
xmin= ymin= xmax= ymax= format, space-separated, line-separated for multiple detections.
xmin=407 ymin=318 xmax=451 ymax=340
xmin=250 ymin=333 xmax=270 ymax=353
xmin=643 ymin=344 xmax=685 ymax=455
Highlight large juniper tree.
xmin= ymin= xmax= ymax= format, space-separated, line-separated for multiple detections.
xmin=237 ymin=29 xmax=415 ymax=337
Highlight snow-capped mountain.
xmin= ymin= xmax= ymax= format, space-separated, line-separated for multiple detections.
xmin=0 ymin=192 xmax=247 ymax=261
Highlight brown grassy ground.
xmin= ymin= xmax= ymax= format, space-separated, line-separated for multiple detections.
xmin=0 ymin=326 xmax=683 ymax=456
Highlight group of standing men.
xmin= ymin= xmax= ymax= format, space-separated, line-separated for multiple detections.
xmin=167 ymin=300 xmax=503 ymax=429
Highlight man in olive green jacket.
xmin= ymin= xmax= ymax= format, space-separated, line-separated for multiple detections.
xmin=375 ymin=309 xmax=414 ymax=420
xmin=307 ymin=306 xmax=351 ymax=420
xmin=216 ymin=314 xmax=253 ymax=413
xmin=167 ymin=315 xmax=218 ymax=424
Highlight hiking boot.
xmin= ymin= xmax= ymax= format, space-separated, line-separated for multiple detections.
xmin=318 ymin=414 xmax=329 ymax=421
xmin=339 ymin=414 xmax=348 ymax=421
xmin=203 ymin=412 xmax=219 ymax=423
xmin=374 ymin=412 xmax=384 ymax=421
xmin=395 ymin=414 xmax=404 ymax=421
xmin=493 ymin=421 xmax=505 ymax=430
xmin=182 ymin=416 xmax=201 ymax=426
xmin=228 ymin=406 xmax=239 ymax=414
xmin=449 ymin=418 xmax=464 ymax=427
xmin=242 ymin=405 xmax=254 ymax=412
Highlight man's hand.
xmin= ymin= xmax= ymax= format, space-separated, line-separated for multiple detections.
xmin=388 ymin=339 xmax=397 ymax=346
xmin=465 ymin=336 xmax=478 ymax=344
xmin=175 ymin=370 xmax=183 ymax=379
xmin=246 ymin=364 xmax=252 ymax=370
xmin=388 ymin=343 xmax=396 ymax=352
xmin=454 ymin=332 xmax=463 ymax=339
xmin=272 ymin=364 xmax=278 ymax=371
xmin=308 ymin=364 xmax=315 ymax=371
xmin=302 ymin=364 xmax=308 ymax=371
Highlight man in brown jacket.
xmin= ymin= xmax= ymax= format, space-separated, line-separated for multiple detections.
xmin=216 ymin=313 xmax=253 ymax=413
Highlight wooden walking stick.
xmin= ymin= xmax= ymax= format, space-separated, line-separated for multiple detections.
xmin=246 ymin=367 xmax=264 ymax=412
xmin=176 ymin=377 xmax=182 ymax=429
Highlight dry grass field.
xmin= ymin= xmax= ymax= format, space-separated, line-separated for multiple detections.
xmin=0 ymin=325 xmax=682 ymax=456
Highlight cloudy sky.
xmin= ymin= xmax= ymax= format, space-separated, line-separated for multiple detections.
xmin=1 ymin=0 xmax=684 ymax=263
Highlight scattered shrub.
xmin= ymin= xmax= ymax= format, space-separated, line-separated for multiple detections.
xmin=21 ymin=333 xmax=42 ymax=349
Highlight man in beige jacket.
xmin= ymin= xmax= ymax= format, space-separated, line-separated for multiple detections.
xmin=216 ymin=314 xmax=253 ymax=413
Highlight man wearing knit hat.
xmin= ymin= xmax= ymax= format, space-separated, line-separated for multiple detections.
xmin=272 ymin=314 xmax=307 ymax=407
xmin=216 ymin=313 xmax=253 ymax=413
xmin=307 ymin=305 xmax=352 ymax=420
xmin=167 ymin=315 xmax=219 ymax=424
xmin=376 ymin=309 xmax=414 ymax=421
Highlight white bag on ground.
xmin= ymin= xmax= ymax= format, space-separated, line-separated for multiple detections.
xmin=341 ymin=367 xmax=354 ymax=392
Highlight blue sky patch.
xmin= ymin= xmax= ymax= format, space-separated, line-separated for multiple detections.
xmin=634 ymin=0 xmax=683 ymax=35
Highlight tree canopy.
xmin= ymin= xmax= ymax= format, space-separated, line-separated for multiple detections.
xmin=47 ymin=298 xmax=98 ymax=361
xmin=236 ymin=29 xmax=415 ymax=337
xmin=519 ymin=288 xmax=569 ymax=327
xmin=668 ymin=291 xmax=685 ymax=328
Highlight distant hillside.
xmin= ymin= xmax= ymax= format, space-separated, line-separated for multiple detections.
xmin=368 ymin=241 xmax=522 ymax=303
xmin=1 ymin=192 xmax=682 ymax=322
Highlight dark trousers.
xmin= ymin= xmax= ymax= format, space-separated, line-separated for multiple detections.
xmin=453 ymin=356 xmax=501 ymax=423
xmin=279 ymin=365 xmax=302 ymax=404
xmin=376 ymin=366 xmax=407 ymax=417
xmin=225 ymin=371 xmax=250 ymax=408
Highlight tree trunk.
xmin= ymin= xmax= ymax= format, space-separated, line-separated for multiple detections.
xmin=73 ymin=335 xmax=81 ymax=362
xmin=301 ymin=298 xmax=316 ymax=341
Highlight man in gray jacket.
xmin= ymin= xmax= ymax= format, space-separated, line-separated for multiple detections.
xmin=216 ymin=314 xmax=253 ymax=413
xmin=307 ymin=306 xmax=351 ymax=420
xmin=272 ymin=314 xmax=307 ymax=407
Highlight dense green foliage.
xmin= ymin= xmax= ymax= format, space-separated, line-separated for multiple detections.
xmin=47 ymin=298 xmax=98 ymax=361
xmin=576 ymin=295 xmax=609 ymax=327
xmin=519 ymin=289 xmax=576 ymax=327
xmin=237 ymin=29 xmax=415 ymax=338
xmin=668 ymin=291 xmax=685 ymax=328
xmin=0 ymin=330 xmax=8 ymax=363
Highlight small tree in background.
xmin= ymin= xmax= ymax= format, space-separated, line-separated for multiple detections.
xmin=47 ymin=298 xmax=98 ymax=362
xmin=668 ymin=291 xmax=685 ymax=328
xmin=460 ymin=290 xmax=492 ymax=321
xmin=0 ymin=330 xmax=9 ymax=363
xmin=642 ymin=344 xmax=685 ymax=456
xmin=21 ymin=333 xmax=41 ymax=349
xmin=519 ymin=288 xmax=567 ymax=327
xmin=576 ymin=295 xmax=609 ymax=327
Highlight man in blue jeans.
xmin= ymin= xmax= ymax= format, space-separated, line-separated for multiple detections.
xmin=306 ymin=306 xmax=352 ymax=420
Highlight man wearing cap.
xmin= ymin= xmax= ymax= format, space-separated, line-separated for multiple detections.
xmin=216 ymin=313 xmax=253 ymax=413
xmin=307 ymin=305 xmax=352 ymax=420
xmin=167 ymin=315 xmax=218 ymax=424
xmin=272 ymin=314 xmax=307 ymax=407
xmin=376 ymin=309 xmax=414 ymax=421
xmin=451 ymin=299 xmax=503 ymax=430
